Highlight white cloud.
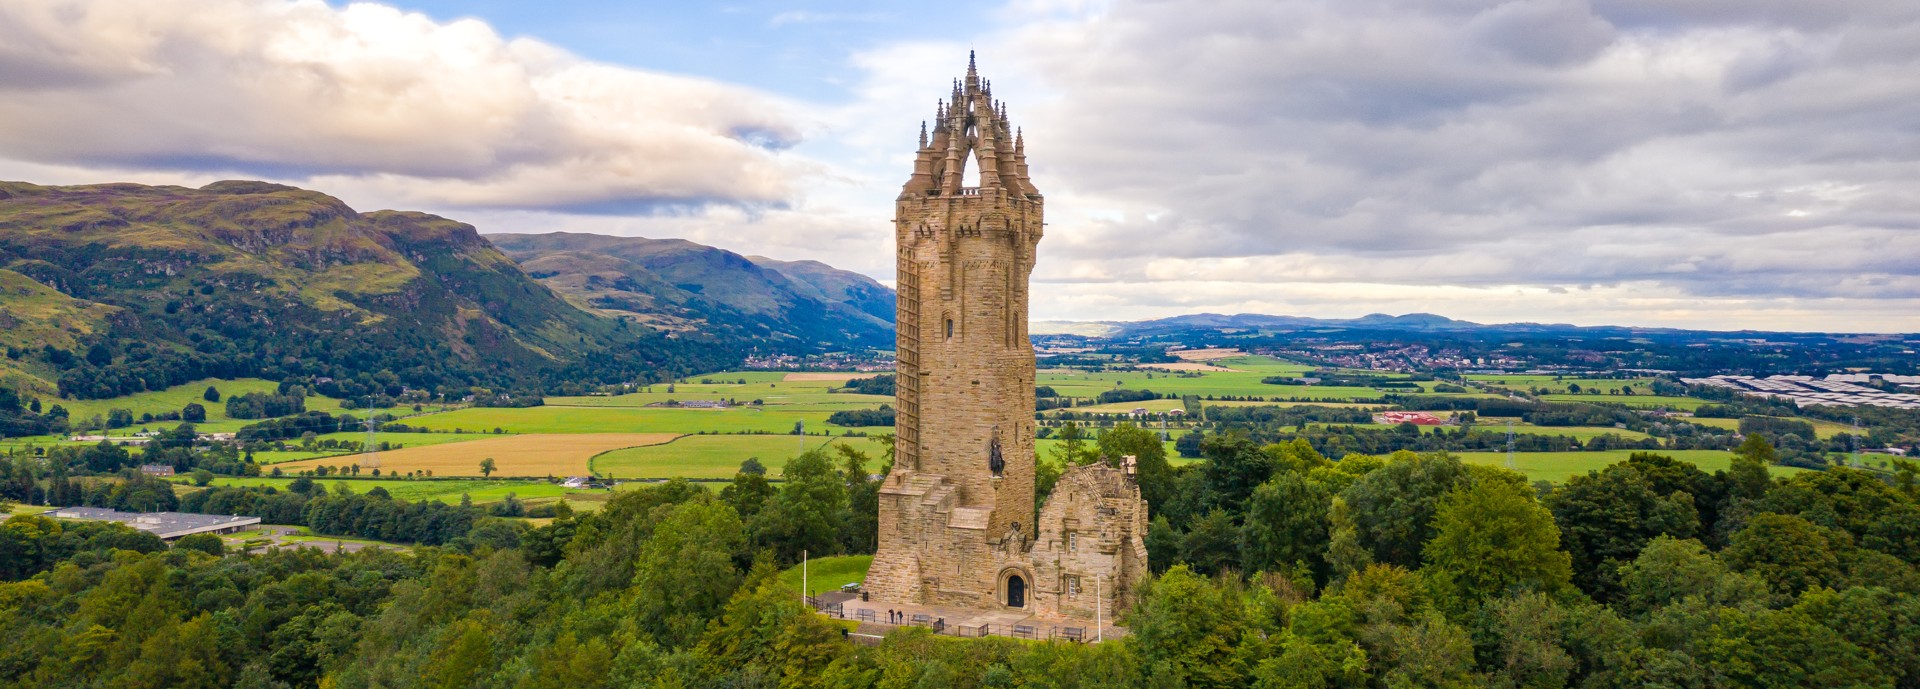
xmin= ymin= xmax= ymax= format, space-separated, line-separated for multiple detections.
xmin=3 ymin=0 xmax=1919 ymax=331
xmin=0 ymin=0 xmax=807 ymax=210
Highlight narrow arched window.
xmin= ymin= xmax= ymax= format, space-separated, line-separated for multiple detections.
xmin=945 ymin=318 xmax=954 ymax=340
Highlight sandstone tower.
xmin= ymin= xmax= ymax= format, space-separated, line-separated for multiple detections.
xmin=866 ymin=55 xmax=1148 ymax=621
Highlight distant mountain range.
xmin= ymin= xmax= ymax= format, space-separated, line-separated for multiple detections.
xmin=0 ymin=180 xmax=890 ymax=401
xmin=1033 ymin=312 xmax=1905 ymax=339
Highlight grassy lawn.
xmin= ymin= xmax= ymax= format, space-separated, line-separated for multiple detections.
xmin=1451 ymin=449 xmax=1809 ymax=483
xmin=592 ymin=434 xmax=890 ymax=479
xmin=778 ymin=555 xmax=874 ymax=597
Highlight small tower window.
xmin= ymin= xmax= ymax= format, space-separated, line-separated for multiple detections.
xmin=945 ymin=318 xmax=954 ymax=340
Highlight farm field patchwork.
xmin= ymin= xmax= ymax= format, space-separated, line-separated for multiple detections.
xmin=402 ymin=405 xmax=848 ymax=435
xmin=592 ymin=434 xmax=890 ymax=479
xmin=273 ymin=433 xmax=679 ymax=477
xmin=177 ymin=476 xmax=609 ymax=505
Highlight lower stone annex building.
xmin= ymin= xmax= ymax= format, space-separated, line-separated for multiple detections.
xmin=862 ymin=55 xmax=1150 ymax=623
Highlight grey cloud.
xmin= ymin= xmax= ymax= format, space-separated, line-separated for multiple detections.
xmin=994 ymin=0 xmax=1920 ymax=313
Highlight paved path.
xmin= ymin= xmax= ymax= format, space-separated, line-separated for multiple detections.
xmin=819 ymin=591 xmax=1126 ymax=642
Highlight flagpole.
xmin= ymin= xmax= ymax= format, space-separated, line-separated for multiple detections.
xmin=803 ymin=549 xmax=809 ymax=602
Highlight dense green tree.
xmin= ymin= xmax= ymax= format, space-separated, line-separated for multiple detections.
xmin=1616 ymin=536 xmax=1767 ymax=617
xmin=1723 ymin=513 xmax=1844 ymax=595
xmin=695 ymin=565 xmax=849 ymax=686
xmin=1546 ymin=461 xmax=1701 ymax=600
xmin=1339 ymin=451 xmax=1469 ymax=568
xmin=1180 ymin=509 xmax=1242 ymax=576
xmin=1130 ymin=565 xmax=1253 ymax=689
xmin=1100 ymin=422 xmax=1175 ymax=507
xmin=1240 ymin=471 xmax=1333 ymax=580
xmin=632 ymin=498 xmax=748 ymax=646
xmin=173 ymin=533 xmax=224 ymax=557
xmin=721 ymin=465 xmax=775 ymax=521
xmin=1424 ymin=476 xmax=1573 ymax=611
xmin=750 ymin=449 xmax=849 ymax=563
xmin=1697 ymin=607 xmax=1891 ymax=689
xmin=1200 ymin=433 xmax=1274 ymax=513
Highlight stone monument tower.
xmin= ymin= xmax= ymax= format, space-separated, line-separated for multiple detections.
xmin=865 ymin=54 xmax=1148 ymax=621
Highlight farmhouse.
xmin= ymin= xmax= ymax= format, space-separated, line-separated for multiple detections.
xmin=1375 ymin=411 xmax=1448 ymax=426
xmin=138 ymin=464 xmax=175 ymax=477
xmin=45 ymin=506 xmax=260 ymax=541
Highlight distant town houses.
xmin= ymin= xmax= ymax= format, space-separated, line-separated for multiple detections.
xmin=138 ymin=464 xmax=175 ymax=477
xmin=743 ymin=350 xmax=893 ymax=372
xmin=1682 ymin=373 xmax=1920 ymax=409
xmin=1276 ymin=345 xmax=1522 ymax=372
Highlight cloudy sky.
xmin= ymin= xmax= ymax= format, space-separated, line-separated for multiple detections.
xmin=3 ymin=0 xmax=1918 ymax=331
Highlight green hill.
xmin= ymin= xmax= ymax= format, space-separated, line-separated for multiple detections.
xmin=0 ymin=180 xmax=735 ymax=402
xmin=488 ymin=232 xmax=893 ymax=351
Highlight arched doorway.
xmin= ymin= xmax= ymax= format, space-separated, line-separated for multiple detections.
xmin=1006 ymin=574 xmax=1027 ymax=608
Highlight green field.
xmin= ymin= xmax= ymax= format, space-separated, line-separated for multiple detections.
xmin=1451 ymin=449 xmax=1808 ymax=483
xmin=239 ymin=432 xmax=501 ymax=465
xmin=1538 ymin=394 xmax=1707 ymax=410
xmin=179 ymin=476 xmax=609 ymax=506
xmin=1685 ymin=415 xmax=1864 ymax=439
xmin=50 ymin=377 xmax=404 ymax=428
xmin=548 ymin=390 xmax=888 ymax=408
xmin=1466 ymin=375 xmax=1659 ymax=395
xmin=1038 ymin=355 xmax=1497 ymax=405
xmin=403 ymin=405 xmax=859 ymax=435
xmin=592 ymin=434 xmax=890 ymax=479
xmin=1036 ymin=437 xmax=1188 ymax=465
xmin=779 ymin=555 xmax=874 ymax=597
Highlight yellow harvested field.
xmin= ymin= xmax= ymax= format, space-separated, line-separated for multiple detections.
xmin=1140 ymin=362 xmax=1240 ymax=372
xmin=1172 ymin=348 xmax=1244 ymax=361
xmin=276 ymin=433 xmax=681 ymax=478
xmin=783 ymin=372 xmax=872 ymax=382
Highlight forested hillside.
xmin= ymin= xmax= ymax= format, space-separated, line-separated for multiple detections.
xmin=0 ymin=181 xmax=738 ymax=401
xmin=4 ymin=433 xmax=1918 ymax=688
xmin=489 ymin=232 xmax=893 ymax=352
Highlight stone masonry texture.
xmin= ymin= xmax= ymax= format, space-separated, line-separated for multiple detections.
xmin=864 ymin=54 xmax=1149 ymax=622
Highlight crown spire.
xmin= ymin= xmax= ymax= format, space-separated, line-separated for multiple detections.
xmin=919 ymin=121 xmax=928 ymax=148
